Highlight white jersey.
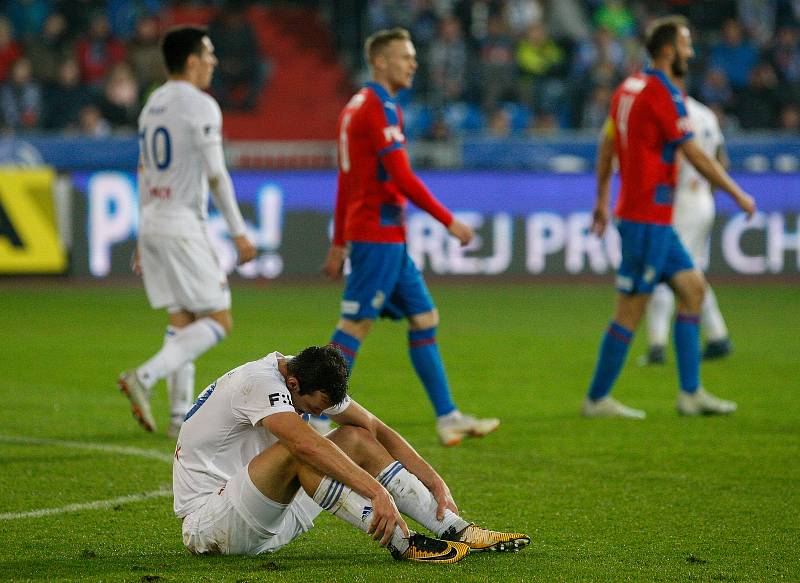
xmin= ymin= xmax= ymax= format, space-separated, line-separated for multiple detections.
xmin=138 ymin=80 xmax=223 ymax=238
xmin=676 ymin=96 xmax=724 ymax=200
xmin=173 ymin=352 xmax=352 ymax=518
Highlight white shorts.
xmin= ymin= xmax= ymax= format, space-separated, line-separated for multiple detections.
xmin=181 ymin=465 xmax=321 ymax=556
xmin=673 ymin=190 xmax=715 ymax=270
xmin=139 ymin=233 xmax=231 ymax=314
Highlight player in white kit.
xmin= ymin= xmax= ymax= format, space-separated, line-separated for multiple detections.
xmin=173 ymin=345 xmax=529 ymax=562
xmin=118 ymin=26 xmax=256 ymax=437
xmin=641 ymin=93 xmax=732 ymax=365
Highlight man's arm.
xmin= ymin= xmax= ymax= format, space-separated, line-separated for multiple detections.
xmin=263 ymin=411 xmax=409 ymax=543
xmin=323 ymin=171 xmax=348 ymax=280
xmin=591 ymin=118 xmax=616 ymax=236
xmin=679 ymin=138 xmax=755 ymax=217
xmin=380 ymin=148 xmax=473 ymax=246
xmin=200 ymin=142 xmax=257 ymax=265
xmin=330 ymin=400 xmax=458 ymax=520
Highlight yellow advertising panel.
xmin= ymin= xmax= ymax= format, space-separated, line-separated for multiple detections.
xmin=0 ymin=168 xmax=67 ymax=273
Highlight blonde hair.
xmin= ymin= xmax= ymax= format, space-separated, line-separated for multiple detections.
xmin=364 ymin=28 xmax=411 ymax=65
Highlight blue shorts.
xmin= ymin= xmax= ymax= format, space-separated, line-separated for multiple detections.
xmin=340 ymin=242 xmax=434 ymax=321
xmin=615 ymin=219 xmax=694 ymax=294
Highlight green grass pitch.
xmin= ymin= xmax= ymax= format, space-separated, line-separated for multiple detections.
xmin=0 ymin=281 xmax=798 ymax=582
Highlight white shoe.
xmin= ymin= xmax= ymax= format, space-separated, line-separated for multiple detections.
xmin=118 ymin=370 xmax=156 ymax=432
xmin=581 ymin=396 xmax=646 ymax=419
xmin=307 ymin=415 xmax=332 ymax=435
xmin=436 ymin=411 xmax=500 ymax=446
xmin=677 ymin=388 xmax=737 ymax=416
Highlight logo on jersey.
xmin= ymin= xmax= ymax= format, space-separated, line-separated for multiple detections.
xmin=383 ymin=125 xmax=405 ymax=144
xmin=269 ymin=392 xmax=293 ymax=407
xmin=677 ymin=117 xmax=692 ymax=134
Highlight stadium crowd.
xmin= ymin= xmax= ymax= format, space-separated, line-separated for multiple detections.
xmin=1 ymin=0 xmax=798 ymax=137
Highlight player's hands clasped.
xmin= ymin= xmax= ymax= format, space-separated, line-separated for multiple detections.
xmin=322 ymin=245 xmax=347 ymax=280
xmin=448 ymin=219 xmax=474 ymax=246
xmin=233 ymin=235 xmax=257 ymax=265
xmin=591 ymin=205 xmax=610 ymax=236
xmin=368 ymin=488 xmax=409 ymax=546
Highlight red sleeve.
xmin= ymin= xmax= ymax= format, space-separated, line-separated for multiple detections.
xmin=332 ymin=170 xmax=348 ymax=246
xmin=381 ymin=148 xmax=453 ymax=227
xmin=650 ymin=85 xmax=693 ymax=145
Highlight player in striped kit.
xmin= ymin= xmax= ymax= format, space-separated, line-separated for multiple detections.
xmin=641 ymin=93 xmax=733 ymax=365
xmin=118 ymin=26 xmax=256 ymax=437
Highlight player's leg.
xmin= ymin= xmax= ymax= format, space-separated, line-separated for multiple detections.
xmin=247 ymin=428 xmax=468 ymax=563
xmin=701 ymin=285 xmax=732 ymax=359
xmin=391 ymin=252 xmax=499 ymax=445
xmin=164 ymin=310 xmax=197 ymax=439
xmin=120 ymin=236 xmax=231 ymax=432
xmin=641 ymin=283 xmax=674 ymax=365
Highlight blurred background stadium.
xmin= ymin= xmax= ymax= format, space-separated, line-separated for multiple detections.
xmin=1 ymin=0 xmax=799 ymax=282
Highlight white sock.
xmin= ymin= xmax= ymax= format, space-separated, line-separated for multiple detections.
xmin=701 ymin=286 xmax=728 ymax=342
xmin=137 ymin=318 xmax=226 ymax=390
xmin=312 ymin=476 xmax=409 ymax=554
xmin=646 ymin=283 xmax=674 ymax=347
xmin=377 ymin=461 xmax=468 ymax=538
xmin=162 ymin=327 xmax=196 ymax=419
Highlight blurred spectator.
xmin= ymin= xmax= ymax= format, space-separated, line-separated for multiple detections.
xmin=572 ymin=26 xmax=624 ymax=77
xmin=98 ymin=62 xmax=140 ymax=130
xmin=76 ymin=12 xmax=127 ymax=87
xmin=593 ymin=0 xmax=636 ymax=38
xmin=738 ymin=0 xmax=778 ymax=47
xmin=107 ymin=0 xmax=162 ymax=40
xmin=581 ymin=83 xmax=612 ymax=129
xmin=547 ymin=0 xmax=591 ymax=44
xmin=770 ymin=25 xmax=800 ymax=83
xmin=478 ymin=14 xmax=516 ymax=110
xmin=208 ymin=2 xmax=267 ymax=111
xmin=43 ymin=57 xmax=89 ymax=131
xmin=26 ymin=12 xmax=73 ymax=85
xmin=428 ymin=15 xmax=468 ymax=105
xmin=78 ymin=103 xmax=111 ymax=137
xmin=6 ymin=0 xmax=51 ymax=41
xmin=710 ymin=19 xmax=758 ymax=89
xmin=504 ymin=0 xmax=544 ymax=38
xmin=486 ymin=106 xmax=512 ymax=137
xmin=58 ymin=0 xmax=105 ymax=39
xmin=0 ymin=17 xmax=23 ymax=84
xmin=0 ymin=58 xmax=43 ymax=131
xmin=709 ymin=102 xmax=741 ymax=134
xmin=699 ymin=68 xmax=734 ymax=109
xmin=736 ymin=62 xmax=783 ymax=128
xmin=127 ymin=15 xmax=165 ymax=94
xmin=516 ymin=22 xmax=566 ymax=114
xmin=779 ymin=102 xmax=800 ymax=130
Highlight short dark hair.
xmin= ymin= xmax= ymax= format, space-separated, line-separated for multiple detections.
xmin=287 ymin=345 xmax=348 ymax=405
xmin=161 ymin=26 xmax=208 ymax=74
xmin=644 ymin=15 xmax=689 ymax=59
xmin=365 ymin=27 xmax=411 ymax=64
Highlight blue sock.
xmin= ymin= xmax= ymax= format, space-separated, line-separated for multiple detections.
xmin=408 ymin=327 xmax=457 ymax=417
xmin=588 ymin=321 xmax=634 ymax=401
xmin=330 ymin=329 xmax=361 ymax=372
xmin=674 ymin=313 xmax=701 ymax=393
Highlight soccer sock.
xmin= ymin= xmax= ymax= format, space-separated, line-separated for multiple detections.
xmin=701 ymin=287 xmax=729 ymax=342
xmin=587 ymin=321 xmax=634 ymax=401
xmin=377 ymin=461 xmax=468 ymax=538
xmin=408 ymin=327 xmax=457 ymax=417
xmin=646 ymin=284 xmax=674 ymax=347
xmin=137 ymin=318 xmax=226 ymax=390
xmin=674 ymin=313 xmax=701 ymax=393
xmin=163 ymin=327 xmax=195 ymax=418
xmin=330 ymin=329 xmax=361 ymax=372
xmin=312 ymin=476 xmax=409 ymax=554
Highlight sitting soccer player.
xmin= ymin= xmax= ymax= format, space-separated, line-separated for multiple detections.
xmin=173 ymin=345 xmax=528 ymax=562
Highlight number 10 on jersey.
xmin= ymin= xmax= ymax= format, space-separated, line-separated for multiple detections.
xmin=139 ymin=126 xmax=172 ymax=170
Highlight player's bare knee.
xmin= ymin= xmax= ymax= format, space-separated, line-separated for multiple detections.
xmin=408 ymin=309 xmax=438 ymax=330
xmin=327 ymin=425 xmax=378 ymax=462
xmin=338 ymin=318 xmax=372 ymax=340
